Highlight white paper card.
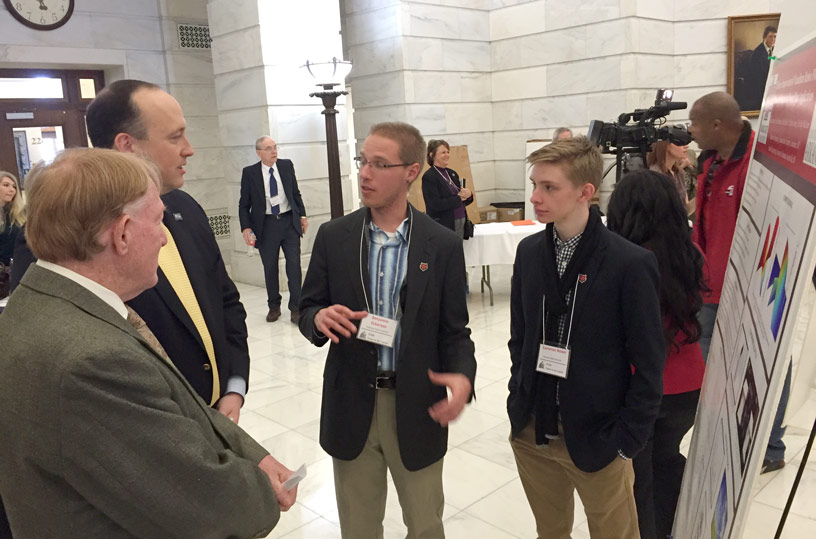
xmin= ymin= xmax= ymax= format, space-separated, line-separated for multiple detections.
xmin=269 ymin=194 xmax=283 ymax=206
xmin=357 ymin=314 xmax=398 ymax=347
xmin=283 ymin=463 xmax=307 ymax=491
xmin=536 ymin=343 xmax=570 ymax=378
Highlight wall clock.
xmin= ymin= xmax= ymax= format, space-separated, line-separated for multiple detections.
xmin=3 ymin=0 xmax=74 ymax=31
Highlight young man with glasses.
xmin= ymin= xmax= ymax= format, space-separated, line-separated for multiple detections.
xmin=239 ymin=137 xmax=308 ymax=323
xmin=687 ymin=92 xmax=756 ymax=360
xmin=298 ymin=122 xmax=476 ymax=538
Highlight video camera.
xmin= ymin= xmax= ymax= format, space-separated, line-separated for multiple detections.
xmin=587 ymin=89 xmax=693 ymax=180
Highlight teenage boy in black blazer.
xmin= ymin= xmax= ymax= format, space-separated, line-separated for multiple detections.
xmin=508 ymin=137 xmax=665 ymax=538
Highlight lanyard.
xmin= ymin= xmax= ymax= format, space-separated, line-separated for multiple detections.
xmin=434 ymin=166 xmax=458 ymax=190
xmin=358 ymin=208 xmax=414 ymax=314
xmin=542 ymin=275 xmax=580 ymax=347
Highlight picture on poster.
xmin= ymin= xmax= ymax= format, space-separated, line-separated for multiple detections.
xmin=675 ymin=399 xmax=734 ymax=539
xmin=735 ymin=361 xmax=759 ymax=473
xmin=712 ymin=472 xmax=728 ymax=539
xmin=745 ymin=176 xmax=815 ymax=364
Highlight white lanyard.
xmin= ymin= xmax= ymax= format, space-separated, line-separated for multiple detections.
xmin=434 ymin=166 xmax=458 ymax=190
xmin=358 ymin=208 xmax=414 ymax=314
xmin=541 ymin=275 xmax=580 ymax=347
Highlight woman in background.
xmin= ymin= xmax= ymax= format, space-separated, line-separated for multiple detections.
xmin=607 ymin=170 xmax=707 ymax=539
xmin=1 ymin=171 xmax=25 ymax=266
xmin=422 ymin=140 xmax=473 ymax=238
xmin=647 ymin=140 xmax=693 ymax=215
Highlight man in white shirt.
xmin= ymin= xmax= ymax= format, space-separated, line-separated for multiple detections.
xmin=239 ymin=137 xmax=308 ymax=323
xmin=0 ymin=148 xmax=297 ymax=537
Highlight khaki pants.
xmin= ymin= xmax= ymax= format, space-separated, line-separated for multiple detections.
xmin=511 ymin=420 xmax=640 ymax=539
xmin=333 ymin=390 xmax=445 ymax=539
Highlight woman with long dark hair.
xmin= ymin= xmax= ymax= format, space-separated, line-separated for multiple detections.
xmin=607 ymin=169 xmax=707 ymax=539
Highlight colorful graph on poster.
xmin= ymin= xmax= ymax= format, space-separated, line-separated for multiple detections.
xmin=766 ymin=242 xmax=789 ymax=339
xmin=756 ymin=217 xmax=789 ymax=339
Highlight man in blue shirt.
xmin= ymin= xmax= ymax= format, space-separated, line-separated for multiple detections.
xmin=299 ymin=122 xmax=477 ymax=539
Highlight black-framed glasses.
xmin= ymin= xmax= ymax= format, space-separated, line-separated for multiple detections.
xmin=354 ymin=156 xmax=411 ymax=171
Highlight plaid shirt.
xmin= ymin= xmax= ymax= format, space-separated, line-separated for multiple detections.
xmin=368 ymin=217 xmax=410 ymax=372
xmin=552 ymin=226 xmax=582 ymax=343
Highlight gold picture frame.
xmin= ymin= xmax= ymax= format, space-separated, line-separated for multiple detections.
xmin=727 ymin=13 xmax=781 ymax=117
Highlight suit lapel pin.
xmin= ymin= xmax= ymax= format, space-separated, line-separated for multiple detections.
xmin=173 ymin=212 xmax=183 ymax=221
xmin=578 ymin=274 xmax=587 ymax=283
xmin=419 ymin=262 xmax=429 ymax=272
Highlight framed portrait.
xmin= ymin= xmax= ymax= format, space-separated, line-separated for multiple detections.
xmin=727 ymin=13 xmax=781 ymax=117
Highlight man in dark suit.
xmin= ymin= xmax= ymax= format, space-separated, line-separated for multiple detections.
xmin=86 ymin=80 xmax=250 ymax=421
xmin=508 ymin=137 xmax=665 ymax=537
xmin=239 ymin=137 xmax=308 ymax=323
xmin=745 ymin=25 xmax=777 ymax=111
xmin=299 ymin=122 xmax=476 ymax=538
xmin=9 ymin=80 xmax=252 ymax=421
xmin=0 ymin=148 xmax=296 ymax=537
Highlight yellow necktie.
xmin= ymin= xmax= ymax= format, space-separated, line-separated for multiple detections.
xmin=158 ymin=223 xmax=220 ymax=405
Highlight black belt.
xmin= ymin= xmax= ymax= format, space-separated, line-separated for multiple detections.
xmin=375 ymin=372 xmax=396 ymax=389
xmin=266 ymin=210 xmax=292 ymax=220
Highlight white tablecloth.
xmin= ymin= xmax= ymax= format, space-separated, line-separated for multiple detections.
xmin=463 ymin=221 xmax=546 ymax=266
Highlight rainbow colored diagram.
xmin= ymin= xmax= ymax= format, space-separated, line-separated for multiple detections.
xmin=756 ymin=217 xmax=789 ymax=340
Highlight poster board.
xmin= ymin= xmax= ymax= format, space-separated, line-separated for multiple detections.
xmin=673 ymin=31 xmax=816 ymax=539
xmin=408 ymin=145 xmax=481 ymax=224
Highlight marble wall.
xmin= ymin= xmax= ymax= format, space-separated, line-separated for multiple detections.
xmin=156 ymin=0 xmax=230 ymax=260
xmin=489 ymin=0 xmax=785 ymax=206
xmin=345 ymin=0 xmax=787 ymax=208
xmin=0 ymin=0 xmax=228 ymax=250
xmin=209 ymin=0 xmax=352 ymax=289
xmin=345 ymin=1 xmax=496 ymax=202
xmin=0 ymin=1 xmax=165 ymax=91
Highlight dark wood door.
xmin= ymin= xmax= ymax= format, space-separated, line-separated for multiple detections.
xmin=0 ymin=69 xmax=103 ymax=182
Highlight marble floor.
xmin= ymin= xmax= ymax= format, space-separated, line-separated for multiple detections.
xmin=233 ymin=270 xmax=816 ymax=539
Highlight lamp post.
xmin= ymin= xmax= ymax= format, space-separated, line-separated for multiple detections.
xmin=304 ymin=58 xmax=352 ymax=220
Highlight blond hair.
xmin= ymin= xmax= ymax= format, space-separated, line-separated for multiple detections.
xmin=0 ymin=171 xmax=25 ymax=232
xmin=26 ymin=148 xmax=161 ymax=263
xmin=369 ymin=122 xmax=426 ymax=177
xmin=527 ymin=136 xmax=604 ymax=189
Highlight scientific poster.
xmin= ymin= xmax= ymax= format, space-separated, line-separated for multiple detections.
xmin=675 ymin=33 xmax=816 ymax=539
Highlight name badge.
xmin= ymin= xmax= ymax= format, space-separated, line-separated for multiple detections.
xmin=536 ymin=342 xmax=570 ymax=378
xmin=357 ymin=314 xmax=398 ymax=347
xmin=269 ymin=194 xmax=283 ymax=206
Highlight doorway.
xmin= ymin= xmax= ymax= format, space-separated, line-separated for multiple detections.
xmin=0 ymin=69 xmax=104 ymax=187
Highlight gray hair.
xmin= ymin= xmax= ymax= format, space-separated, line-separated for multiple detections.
xmin=552 ymin=127 xmax=573 ymax=140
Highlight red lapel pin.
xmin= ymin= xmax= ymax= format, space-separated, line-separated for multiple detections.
xmin=419 ymin=262 xmax=429 ymax=272
xmin=578 ymin=274 xmax=587 ymax=283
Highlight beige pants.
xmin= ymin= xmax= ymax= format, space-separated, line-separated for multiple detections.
xmin=333 ymin=390 xmax=445 ymax=539
xmin=511 ymin=420 xmax=640 ymax=539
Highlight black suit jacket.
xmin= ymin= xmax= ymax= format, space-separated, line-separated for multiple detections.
xmin=127 ymin=189 xmax=250 ymax=404
xmin=238 ymin=159 xmax=306 ymax=240
xmin=421 ymin=167 xmax=473 ymax=231
xmin=746 ymin=42 xmax=772 ymax=110
xmin=298 ymin=206 xmax=477 ymax=471
xmin=507 ymin=225 xmax=665 ymax=472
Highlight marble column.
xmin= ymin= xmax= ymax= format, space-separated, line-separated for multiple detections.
xmin=345 ymin=1 xmax=495 ymax=200
xmin=159 ymin=0 xmax=229 ymax=256
xmin=208 ymin=0 xmax=352 ymax=288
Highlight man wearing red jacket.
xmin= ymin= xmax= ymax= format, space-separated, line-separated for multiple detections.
xmin=688 ymin=91 xmax=755 ymax=360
